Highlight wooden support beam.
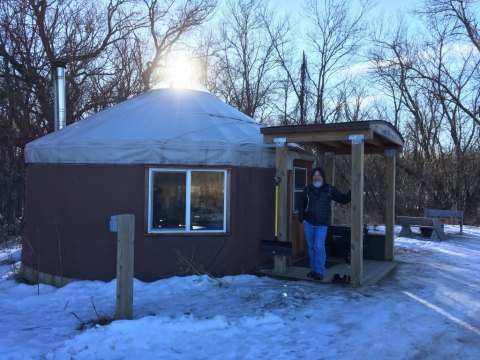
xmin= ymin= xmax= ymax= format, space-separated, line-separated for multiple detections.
xmin=350 ymin=135 xmax=364 ymax=287
xmin=321 ymin=141 xmax=344 ymax=148
xmin=274 ymin=138 xmax=288 ymax=273
xmin=385 ymin=149 xmax=396 ymax=261
xmin=325 ymin=151 xmax=336 ymax=225
xmin=263 ymin=129 xmax=372 ymax=144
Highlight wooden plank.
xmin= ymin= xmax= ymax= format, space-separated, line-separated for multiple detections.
xmin=274 ymin=140 xmax=288 ymax=273
xmin=398 ymin=225 xmax=414 ymax=238
xmin=325 ymin=151 xmax=336 ymax=225
xmin=260 ymin=121 xmax=404 ymax=155
xmin=263 ymin=129 xmax=372 ymax=144
xmin=116 ymin=214 xmax=135 ymax=320
xmin=431 ymin=218 xmax=447 ymax=241
xmin=362 ymin=260 xmax=398 ymax=286
xmin=321 ymin=141 xmax=344 ymax=148
xmin=365 ymin=134 xmax=383 ymax=147
xmin=425 ymin=208 xmax=464 ymax=218
xmin=350 ymin=137 xmax=364 ymax=287
xmin=256 ymin=259 xmax=397 ymax=286
xmin=396 ymin=216 xmax=435 ymax=227
xmin=424 ymin=208 xmax=463 ymax=235
xmin=370 ymin=122 xmax=405 ymax=147
xmin=385 ymin=150 xmax=396 ymax=261
xmin=315 ymin=143 xmax=350 ymax=155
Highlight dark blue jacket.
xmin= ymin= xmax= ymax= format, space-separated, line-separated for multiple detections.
xmin=298 ymin=183 xmax=351 ymax=225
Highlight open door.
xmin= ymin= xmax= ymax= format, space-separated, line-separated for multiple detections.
xmin=289 ymin=160 xmax=312 ymax=258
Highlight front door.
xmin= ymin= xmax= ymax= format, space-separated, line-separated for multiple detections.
xmin=289 ymin=160 xmax=312 ymax=257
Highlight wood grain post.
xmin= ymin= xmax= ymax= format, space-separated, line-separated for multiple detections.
xmin=325 ymin=151 xmax=336 ymax=225
xmin=349 ymin=135 xmax=364 ymax=287
xmin=274 ymin=138 xmax=288 ymax=273
xmin=385 ymin=149 xmax=396 ymax=261
xmin=112 ymin=214 xmax=135 ymax=320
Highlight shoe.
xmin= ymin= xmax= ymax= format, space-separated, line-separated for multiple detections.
xmin=332 ymin=273 xmax=350 ymax=284
xmin=312 ymin=272 xmax=324 ymax=281
xmin=306 ymin=271 xmax=315 ymax=278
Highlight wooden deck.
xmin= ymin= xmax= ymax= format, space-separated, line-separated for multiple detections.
xmin=257 ymin=257 xmax=398 ymax=286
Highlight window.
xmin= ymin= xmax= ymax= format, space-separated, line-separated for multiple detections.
xmin=148 ymin=169 xmax=227 ymax=233
xmin=293 ymin=167 xmax=307 ymax=213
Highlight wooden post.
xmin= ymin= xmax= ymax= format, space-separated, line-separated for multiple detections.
xmin=385 ymin=149 xmax=396 ymax=261
xmin=274 ymin=138 xmax=288 ymax=273
xmin=111 ymin=214 xmax=135 ymax=320
xmin=325 ymin=151 xmax=336 ymax=225
xmin=349 ymin=135 xmax=364 ymax=287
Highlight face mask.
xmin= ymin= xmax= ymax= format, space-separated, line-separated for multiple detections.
xmin=313 ymin=180 xmax=323 ymax=188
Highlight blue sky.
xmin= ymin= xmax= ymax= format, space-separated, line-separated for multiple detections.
xmin=273 ymin=0 xmax=418 ymax=28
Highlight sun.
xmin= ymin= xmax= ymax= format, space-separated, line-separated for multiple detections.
xmin=169 ymin=54 xmax=194 ymax=89
xmin=152 ymin=52 xmax=207 ymax=91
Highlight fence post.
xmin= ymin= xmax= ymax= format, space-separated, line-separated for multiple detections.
xmin=110 ymin=214 xmax=135 ymax=320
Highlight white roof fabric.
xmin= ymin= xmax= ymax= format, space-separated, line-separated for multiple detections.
xmin=25 ymin=89 xmax=282 ymax=167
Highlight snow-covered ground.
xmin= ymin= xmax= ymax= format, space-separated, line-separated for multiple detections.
xmin=1 ymin=225 xmax=479 ymax=359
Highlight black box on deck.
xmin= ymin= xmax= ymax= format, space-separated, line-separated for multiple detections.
xmin=325 ymin=226 xmax=368 ymax=260
xmin=325 ymin=226 xmax=386 ymax=261
xmin=364 ymin=233 xmax=386 ymax=260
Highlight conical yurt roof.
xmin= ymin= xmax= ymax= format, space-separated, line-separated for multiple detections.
xmin=25 ymin=88 xmax=277 ymax=167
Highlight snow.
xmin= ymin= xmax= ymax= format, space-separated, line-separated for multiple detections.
xmin=1 ymin=225 xmax=480 ymax=359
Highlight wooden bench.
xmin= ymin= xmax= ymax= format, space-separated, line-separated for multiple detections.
xmin=424 ymin=208 xmax=464 ymax=235
xmin=396 ymin=216 xmax=447 ymax=241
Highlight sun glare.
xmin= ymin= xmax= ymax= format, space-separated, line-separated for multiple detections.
xmin=169 ymin=55 xmax=193 ymax=89
xmin=151 ymin=52 xmax=208 ymax=92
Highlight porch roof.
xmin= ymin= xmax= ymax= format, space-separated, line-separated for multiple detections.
xmin=260 ymin=120 xmax=404 ymax=154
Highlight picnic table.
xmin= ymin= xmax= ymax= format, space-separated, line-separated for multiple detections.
xmin=424 ymin=208 xmax=464 ymax=235
xmin=396 ymin=216 xmax=447 ymax=241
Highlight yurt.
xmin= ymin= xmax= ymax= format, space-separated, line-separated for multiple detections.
xmin=21 ymin=87 xmax=310 ymax=285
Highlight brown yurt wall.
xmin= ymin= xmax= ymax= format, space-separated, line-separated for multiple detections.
xmin=22 ymin=164 xmax=275 ymax=283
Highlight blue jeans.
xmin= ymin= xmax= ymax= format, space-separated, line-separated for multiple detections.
xmin=303 ymin=221 xmax=327 ymax=274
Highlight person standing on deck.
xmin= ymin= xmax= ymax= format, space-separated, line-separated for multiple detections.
xmin=298 ymin=167 xmax=351 ymax=280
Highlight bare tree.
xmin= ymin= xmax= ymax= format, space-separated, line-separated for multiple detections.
xmin=303 ymin=0 xmax=372 ymax=124
xmin=208 ymin=0 xmax=278 ymax=120
xmin=263 ymin=11 xmax=307 ymax=124
xmin=415 ymin=0 xmax=480 ymax=127
xmin=140 ymin=0 xmax=216 ymax=91
xmin=0 ymin=0 xmax=145 ymax=236
xmin=422 ymin=0 xmax=480 ymax=52
xmin=297 ymin=51 xmax=310 ymax=124
xmin=265 ymin=0 xmax=372 ymax=125
xmin=192 ymin=30 xmax=220 ymax=92
xmin=333 ymin=80 xmax=372 ymax=123
xmin=0 ymin=0 xmax=216 ymax=238
xmin=369 ymin=5 xmax=480 ymax=222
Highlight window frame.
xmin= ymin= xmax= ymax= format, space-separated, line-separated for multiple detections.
xmin=147 ymin=168 xmax=228 ymax=234
xmin=292 ymin=166 xmax=307 ymax=214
